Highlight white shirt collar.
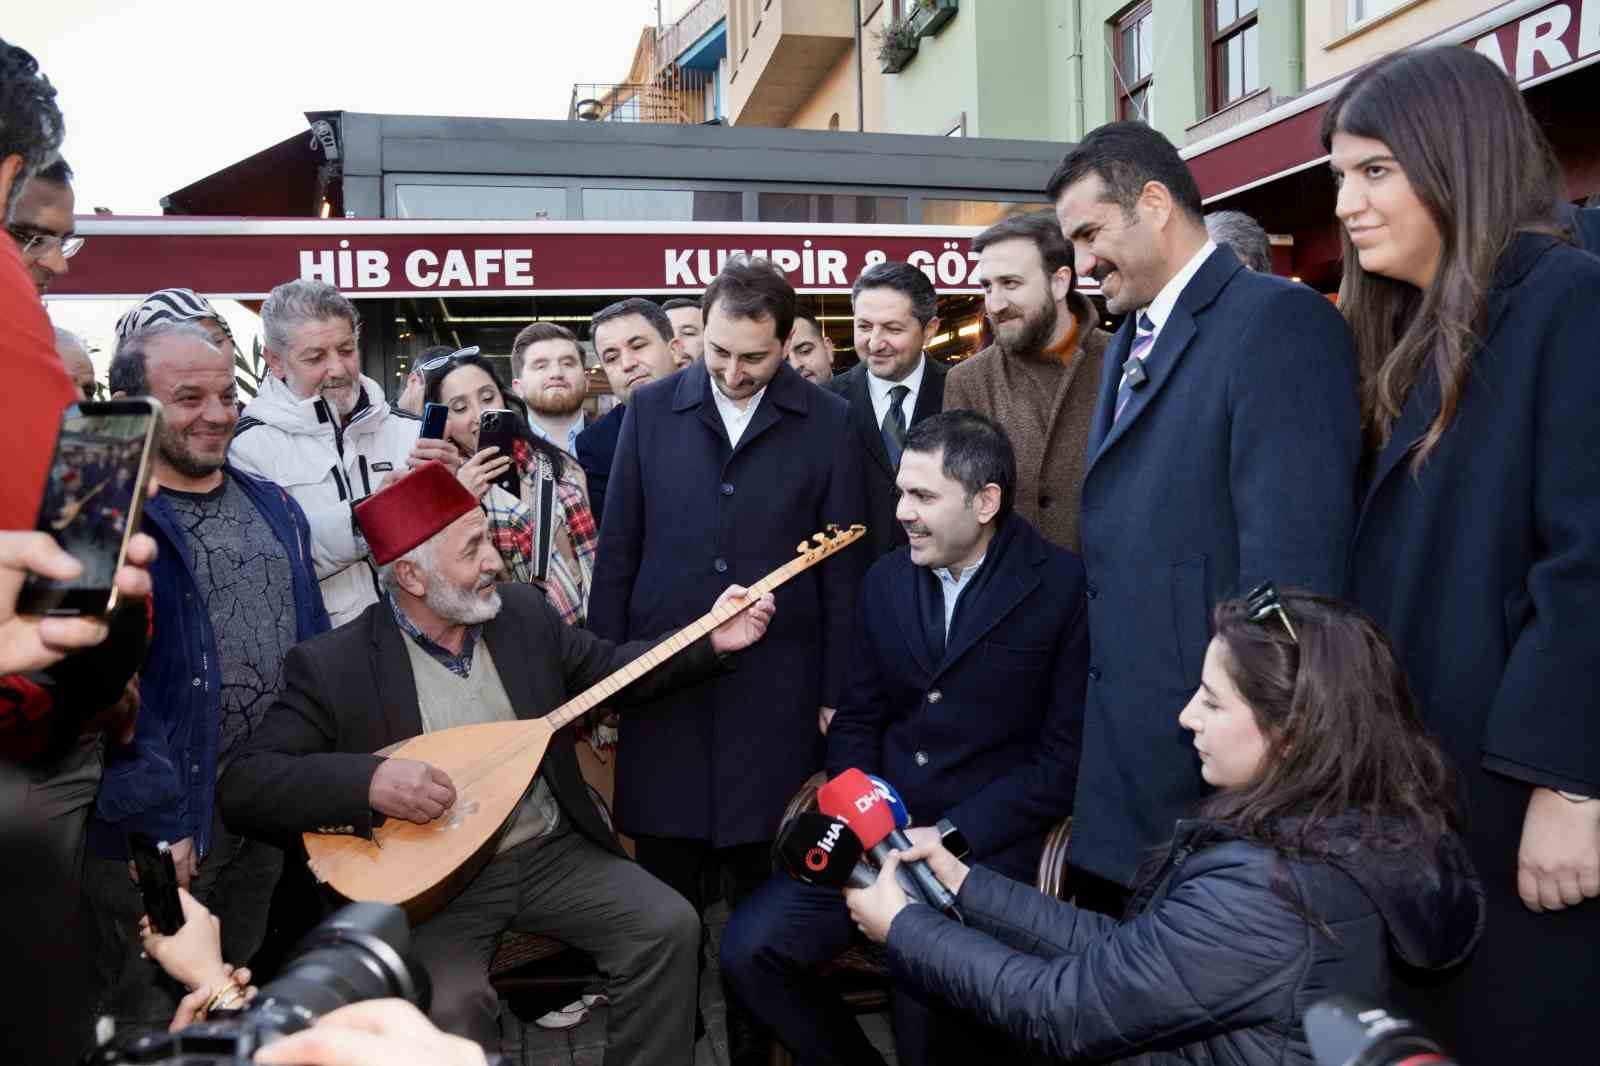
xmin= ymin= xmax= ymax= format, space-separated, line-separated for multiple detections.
xmin=530 ymin=413 xmax=584 ymax=455
xmin=866 ymin=354 xmax=928 ymax=429
xmin=932 ymin=550 xmax=987 ymax=639
xmin=1142 ymin=239 xmax=1217 ymax=335
xmin=710 ymin=382 xmax=767 ymax=448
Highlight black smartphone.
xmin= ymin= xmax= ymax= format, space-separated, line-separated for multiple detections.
xmin=477 ymin=408 xmax=523 ymax=498
xmin=127 ymin=834 xmax=185 ymax=936
xmin=420 ymin=402 xmax=448 ymax=440
xmin=18 ymin=398 xmax=162 ymax=616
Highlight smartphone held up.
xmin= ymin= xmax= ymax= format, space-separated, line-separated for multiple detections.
xmin=477 ymin=408 xmax=523 ymax=499
xmin=19 ymin=399 xmax=162 ymax=617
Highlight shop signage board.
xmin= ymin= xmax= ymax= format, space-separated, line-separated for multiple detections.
xmin=48 ymin=219 xmax=1074 ymax=300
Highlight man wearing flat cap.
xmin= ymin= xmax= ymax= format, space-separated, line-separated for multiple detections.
xmin=220 ymin=462 xmax=776 ymax=1062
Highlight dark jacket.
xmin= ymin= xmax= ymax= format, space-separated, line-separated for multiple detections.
xmin=887 ymin=819 xmax=1485 ymax=1065
xmin=92 ymin=467 xmax=328 ymax=859
xmin=1347 ymin=235 xmax=1600 ymax=1056
xmin=1073 ymin=246 xmax=1360 ymax=885
xmin=1560 ymin=203 xmax=1600 ymax=255
xmin=828 ymin=357 xmax=947 ymax=560
xmin=574 ymin=403 xmax=625 ymax=527
xmin=589 ymin=360 xmax=869 ymax=845
xmin=825 ymin=514 xmax=1088 ymax=882
xmin=219 ymin=582 xmax=726 ymax=852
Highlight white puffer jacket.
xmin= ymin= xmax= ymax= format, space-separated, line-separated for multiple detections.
xmin=229 ymin=373 xmax=419 ymax=626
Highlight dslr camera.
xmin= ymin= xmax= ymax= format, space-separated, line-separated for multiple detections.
xmin=86 ymin=902 xmax=429 ymax=1065
xmin=1306 ymin=995 xmax=1459 ymax=1066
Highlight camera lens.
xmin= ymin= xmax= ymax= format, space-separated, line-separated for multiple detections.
xmin=250 ymin=902 xmax=430 ymax=1032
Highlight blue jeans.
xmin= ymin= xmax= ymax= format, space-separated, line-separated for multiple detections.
xmin=721 ymin=872 xmax=996 ymax=1066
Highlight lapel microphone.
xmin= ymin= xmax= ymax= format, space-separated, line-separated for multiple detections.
xmin=1122 ymin=356 xmax=1149 ymax=390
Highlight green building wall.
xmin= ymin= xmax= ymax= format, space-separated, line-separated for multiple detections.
xmin=883 ymin=0 xmax=1303 ymax=149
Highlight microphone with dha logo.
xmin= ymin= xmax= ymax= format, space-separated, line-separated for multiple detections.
xmin=818 ymin=769 xmax=962 ymax=919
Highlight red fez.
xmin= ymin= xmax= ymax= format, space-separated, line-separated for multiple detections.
xmin=354 ymin=461 xmax=478 ymax=567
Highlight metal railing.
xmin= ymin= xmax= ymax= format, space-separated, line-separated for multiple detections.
xmin=569 ymin=66 xmax=715 ymax=124
xmin=651 ymin=0 xmax=726 ymax=74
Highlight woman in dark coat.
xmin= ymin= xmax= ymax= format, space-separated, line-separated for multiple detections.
xmin=1324 ymin=47 xmax=1600 ymax=1060
xmin=845 ymin=591 xmax=1483 ymax=1065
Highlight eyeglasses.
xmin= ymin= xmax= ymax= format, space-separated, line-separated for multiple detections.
xmin=1245 ymin=581 xmax=1297 ymax=644
xmin=8 ymin=226 xmax=85 ymax=260
xmin=417 ymin=345 xmax=481 ymax=373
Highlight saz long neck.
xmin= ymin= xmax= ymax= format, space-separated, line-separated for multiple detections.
xmin=540 ymin=551 xmax=818 ymax=733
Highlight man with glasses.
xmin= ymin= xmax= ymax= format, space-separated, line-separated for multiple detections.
xmin=8 ymin=156 xmax=80 ymax=295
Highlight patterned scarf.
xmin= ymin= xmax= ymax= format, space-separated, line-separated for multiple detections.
xmin=484 ymin=439 xmax=597 ymax=627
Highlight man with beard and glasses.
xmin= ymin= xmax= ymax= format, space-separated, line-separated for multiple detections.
xmin=87 ymin=321 xmax=328 ymax=1032
xmin=829 ymin=262 xmax=948 ymax=561
xmin=230 ymin=279 xmax=456 ymax=627
xmin=512 ymin=322 xmax=591 ymax=461
xmin=1047 ymin=121 xmax=1359 ymax=912
xmin=220 ymin=461 xmax=776 ymax=1059
xmin=944 ymin=211 xmax=1108 ymax=552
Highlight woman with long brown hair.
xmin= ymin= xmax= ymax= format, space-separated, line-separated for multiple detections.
xmin=844 ymin=589 xmax=1482 ymax=1065
xmin=1325 ymin=45 xmax=1600 ymax=1058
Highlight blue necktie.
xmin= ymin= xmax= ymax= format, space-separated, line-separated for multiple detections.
xmin=881 ymin=385 xmax=910 ymax=466
xmin=1113 ymin=313 xmax=1156 ymax=424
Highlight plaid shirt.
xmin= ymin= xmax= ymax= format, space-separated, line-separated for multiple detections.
xmin=389 ymin=594 xmax=480 ymax=678
xmin=482 ymin=439 xmax=598 ymax=627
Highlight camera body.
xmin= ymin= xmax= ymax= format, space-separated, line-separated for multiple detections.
xmin=86 ymin=902 xmax=428 ymax=1065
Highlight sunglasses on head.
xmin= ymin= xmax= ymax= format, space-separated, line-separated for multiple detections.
xmin=1245 ymin=581 xmax=1298 ymax=644
xmin=417 ymin=346 xmax=481 ymax=373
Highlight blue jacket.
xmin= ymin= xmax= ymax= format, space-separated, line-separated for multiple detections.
xmin=575 ymin=403 xmax=625 ymax=528
xmin=590 ymin=360 xmax=869 ymax=845
xmin=1073 ymin=246 xmax=1360 ymax=885
xmin=92 ymin=466 xmax=328 ymax=858
xmin=825 ymin=513 xmax=1088 ymax=882
xmin=887 ymin=819 xmax=1484 ymax=1065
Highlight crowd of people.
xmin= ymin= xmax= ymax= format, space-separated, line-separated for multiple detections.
xmin=4 ymin=32 xmax=1599 ymax=1066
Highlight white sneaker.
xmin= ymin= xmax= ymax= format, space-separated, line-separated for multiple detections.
xmin=532 ymin=993 xmax=608 ymax=1030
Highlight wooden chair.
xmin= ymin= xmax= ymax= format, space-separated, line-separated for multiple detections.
xmin=768 ymin=774 xmax=1076 ymax=1065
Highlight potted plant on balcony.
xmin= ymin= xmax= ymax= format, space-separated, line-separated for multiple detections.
xmin=909 ymin=0 xmax=958 ymax=38
xmin=875 ymin=16 xmax=919 ymax=73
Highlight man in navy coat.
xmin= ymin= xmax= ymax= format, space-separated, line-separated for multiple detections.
xmin=588 ymin=257 xmax=869 ymax=1062
xmin=721 ymin=411 xmax=1088 ymax=1066
xmin=574 ymin=298 xmax=682 ymax=525
xmin=1050 ymin=122 xmax=1360 ymax=894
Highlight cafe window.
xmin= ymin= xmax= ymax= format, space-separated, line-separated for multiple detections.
xmin=581 ymin=188 xmax=742 ymax=221
xmin=921 ymin=199 xmax=1033 ymax=226
xmin=758 ymin=193 xmax=907 ymax=224
xmin=394 ymin=184 xmax=567 ymax=220
xmin=1112 ymin=2 xmax=1154 ymax=123
xmin=1209 ymin=0 xmax=1260 ymax=113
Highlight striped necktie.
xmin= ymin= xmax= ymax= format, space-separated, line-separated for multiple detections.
xmin=1113 ymin=313 xmax=1156 ymax=424
xmin=882 ymin=385 xmax=910 ymax=466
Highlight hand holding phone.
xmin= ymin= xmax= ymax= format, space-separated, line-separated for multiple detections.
xmin=476 ymin=409 xmax=523 ymax=499
xmin=19 ymin=399 xmax=162 ymax=617
xmin=128 ymin=834 xmax=186 ymax=936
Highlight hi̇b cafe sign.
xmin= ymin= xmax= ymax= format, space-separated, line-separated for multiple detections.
xmin=49 ymin=220 xmax=999 ymax=299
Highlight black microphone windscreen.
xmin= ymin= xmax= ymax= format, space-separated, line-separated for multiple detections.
xmin=775 ymin=812 xmax=868 ymax=889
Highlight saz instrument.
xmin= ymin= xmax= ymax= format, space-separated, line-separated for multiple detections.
xmin=302 ymin=523 xmax=866 ymax=919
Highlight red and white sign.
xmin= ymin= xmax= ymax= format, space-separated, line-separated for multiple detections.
xmin=48 ymin=219 xmax=1029 ymax=300
xmin=1472 ymin=0 xmax=1600 ymax=85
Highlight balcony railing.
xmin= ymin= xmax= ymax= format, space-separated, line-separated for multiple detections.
xmin=569 ymin=67 xmax=715 ymax=124
xmin=651 ymin=0 xmax=726 ymax=74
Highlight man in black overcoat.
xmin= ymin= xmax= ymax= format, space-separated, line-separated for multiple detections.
xmin=588 ymin=256 xmax=869 ymax=1063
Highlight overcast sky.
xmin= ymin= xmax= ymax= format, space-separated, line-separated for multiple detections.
xmin=14 ymin=0 xmax=687 ymax=213
xmin=13 ymin=0 xmax=691 ymax=370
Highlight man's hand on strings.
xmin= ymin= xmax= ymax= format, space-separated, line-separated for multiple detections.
xmin=709 ymin=585 xmax=776 ymax=654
